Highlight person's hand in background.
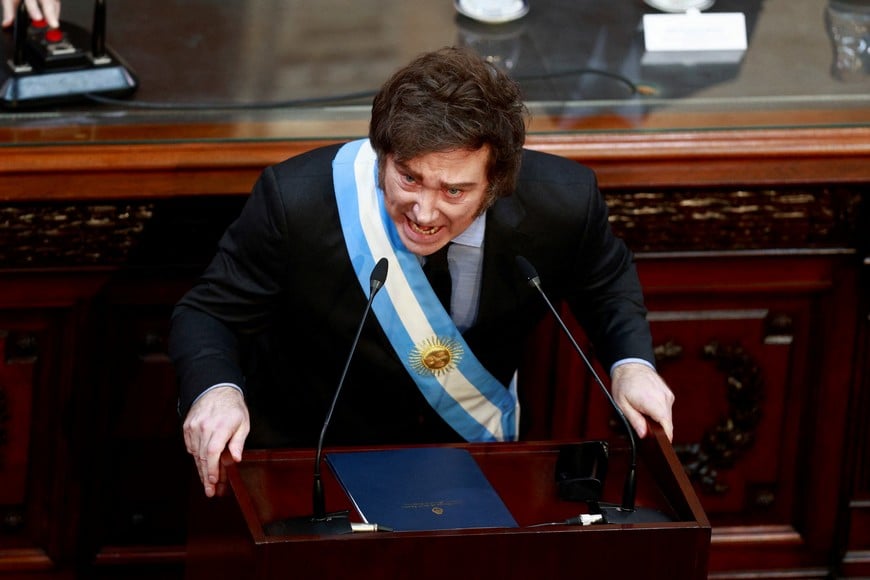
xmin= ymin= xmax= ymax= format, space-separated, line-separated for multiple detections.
xmin=2 ymin=0 xmax=61 ymax=28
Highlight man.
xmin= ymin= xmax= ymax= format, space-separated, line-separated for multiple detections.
xmin=170 ymin=46 xmax=674 ymax=498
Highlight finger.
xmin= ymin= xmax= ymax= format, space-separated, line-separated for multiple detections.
xmin=182 ymin=417 xmax=198 ymax=455
xmin=194 ymin=432 xmax=214 ymax=495
xmin=1 ymin=0 xmax=15 ymax=27
xmin=23 ymin=0 xmax=43 ymax=21
xmin=187 ymin=425 xmax=216 ymax=497
xmin=226 ymin=423 xmax=249 ymax=463
xmin=622 ymin=404 xmax=649 ymax=439
xmin=660 ymin=416 xmax=674 ymax=443
xmin=41 ymin=0 xmax=60 ymax=27
xmin=182 ymin=419 xmax=209 ymax=492
xmin=214 ymin=455 xmax=231 ymax=497
xmin=203 ymin=429 xmax=231 ymax=495
xmin=648 ymin=389 xmax=675 ymax=442
xmin=198 ymin=453 xmax=214 ymax=497
xmin=613 ymin=387 xmax=647 ymax=439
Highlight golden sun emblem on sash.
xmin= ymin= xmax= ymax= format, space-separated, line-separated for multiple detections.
xmin=410 ymin=336 xmax=464 ymax=376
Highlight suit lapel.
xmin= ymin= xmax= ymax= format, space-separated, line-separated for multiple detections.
xmin=476 ymin=194 xmax=531 ymax=326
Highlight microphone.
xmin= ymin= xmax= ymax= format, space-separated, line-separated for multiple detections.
xmin=264 ymin=257 xmax=389 ymax=536
xmin=515 ymin=255 xmax=671 ymax=524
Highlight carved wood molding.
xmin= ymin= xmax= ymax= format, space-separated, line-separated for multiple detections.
xmin=0 ymin=203 xmax=155 ymax=267
xmin=0 ymin=185 xmax=863 ymax=268
xmin=671 ymin=340 xmax=766 ymax=496
xmin=607 ymin=186 xmax=863 ymax=253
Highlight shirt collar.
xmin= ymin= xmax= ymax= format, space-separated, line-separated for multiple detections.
xmin=451 ymin=211 xmax=486 ymax=248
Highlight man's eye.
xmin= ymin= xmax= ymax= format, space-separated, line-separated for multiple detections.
xmin=402 ymin=174 xmax=415 ymax=183
xmin=446 ymin=188 xmax=462 ymax=196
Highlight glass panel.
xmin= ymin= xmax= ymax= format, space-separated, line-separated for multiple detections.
xmin=1 ymin=0 xmax=868 ymax=145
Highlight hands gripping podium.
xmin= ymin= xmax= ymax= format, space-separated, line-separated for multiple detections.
xmin=186 ymin=425 xmax=711 ymax=580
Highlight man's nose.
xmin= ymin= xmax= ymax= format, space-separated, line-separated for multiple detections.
xmin=413 ymin=190 xmax=440 ymax=222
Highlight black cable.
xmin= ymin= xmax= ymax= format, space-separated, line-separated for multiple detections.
xmin=518 ymin=66 xmax=641 ymax=95
xmin=82 ymin=88 xmax=378 ymax=110
xmin=80 ymin=66 xmax=644 ymax=111
xmin=526 ymin=513 xmax=605 ymax=527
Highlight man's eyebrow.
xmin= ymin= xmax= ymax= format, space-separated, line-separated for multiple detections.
xmin=394 ymin=160 xmax=415 ymax=176
xmin=395 ymin=162 xmax=478 ymax=189
xmin=441 ymin=180 xmax=477 ymax=190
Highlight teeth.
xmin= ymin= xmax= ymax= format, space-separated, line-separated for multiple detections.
xmin=411 ymin=221 xmax=438 ymax=235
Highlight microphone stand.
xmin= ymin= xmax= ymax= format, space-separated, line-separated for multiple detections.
xmin=263 ymin=258 xmax=389 ymax=536
xmin=516 ymin=256 xmax=672 ymax=524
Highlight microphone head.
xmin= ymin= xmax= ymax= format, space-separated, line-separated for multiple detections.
xmin=370 ymin=257 xmax=389 ymax=293
xmin=515 ymin=255 xmax=540 ymax=287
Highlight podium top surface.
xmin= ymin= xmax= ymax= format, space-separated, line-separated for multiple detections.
xmin=204 ymin=427 xmax=710 ymax=579
xmin=230 ymin=426 xmax=709 ymax=539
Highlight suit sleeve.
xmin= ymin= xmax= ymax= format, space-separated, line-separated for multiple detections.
xmin=566 ymin=173 xmax=655 ymax=371
xmin=169 ymin=166 xmax=291 ymax=417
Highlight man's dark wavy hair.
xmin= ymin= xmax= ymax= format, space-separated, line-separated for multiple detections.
xmin=369 ymin=46 xmax=528 ymax=207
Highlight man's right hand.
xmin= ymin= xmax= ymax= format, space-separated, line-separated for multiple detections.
xmin=183 ymin=386 xmax=250 ymax=497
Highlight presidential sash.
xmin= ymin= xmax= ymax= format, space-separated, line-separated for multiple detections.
xmin=332 ymin=139 xmax=519 ymax=442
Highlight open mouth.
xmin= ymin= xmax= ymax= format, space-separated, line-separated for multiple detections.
xmin=409 ymin=220 xmax=441 ymax=236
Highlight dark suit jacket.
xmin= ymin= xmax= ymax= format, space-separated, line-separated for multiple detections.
xmin=169 ymin=143 xmax=654 ymax=448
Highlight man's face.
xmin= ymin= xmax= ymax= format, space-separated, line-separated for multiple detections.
xmin=382 ymin=146 xmax=491 ymax=257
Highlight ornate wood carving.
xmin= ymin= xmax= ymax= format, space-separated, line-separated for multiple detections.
xmin=607 ymin=186 xmax=862 ymax=252
xmin=0 ymin=186 xmax=864 ymax=268
xmin=673 ymin=340 xmax=766 ymax=496
xmin=0 ymin=204 xmax=154 ymax=267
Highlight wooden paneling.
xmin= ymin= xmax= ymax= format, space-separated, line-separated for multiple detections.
xmin=0 ymin=109 xmax=866 ymax=580
xmin=0 ymin=273 xmax=109 ymax=574
xmin=839 ymin=256 xmax=870 ymax=578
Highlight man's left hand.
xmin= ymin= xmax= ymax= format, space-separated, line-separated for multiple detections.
xmin=611 ymin=362 xmax=675 ymax=442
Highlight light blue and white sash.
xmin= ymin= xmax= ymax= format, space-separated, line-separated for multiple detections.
xmin=332 ymin=139 xmax=518 ymax=442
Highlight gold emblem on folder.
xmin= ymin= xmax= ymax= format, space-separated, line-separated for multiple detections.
xmin=410 ymin=336 xmax=464 ymax=376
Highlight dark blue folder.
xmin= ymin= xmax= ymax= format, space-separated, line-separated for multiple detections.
xmin=325 ymin=447 xmax=518 ymax=532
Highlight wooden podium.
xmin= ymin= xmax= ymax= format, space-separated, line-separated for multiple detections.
xmin=186 ymin=425 xmax=710 ymax=579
